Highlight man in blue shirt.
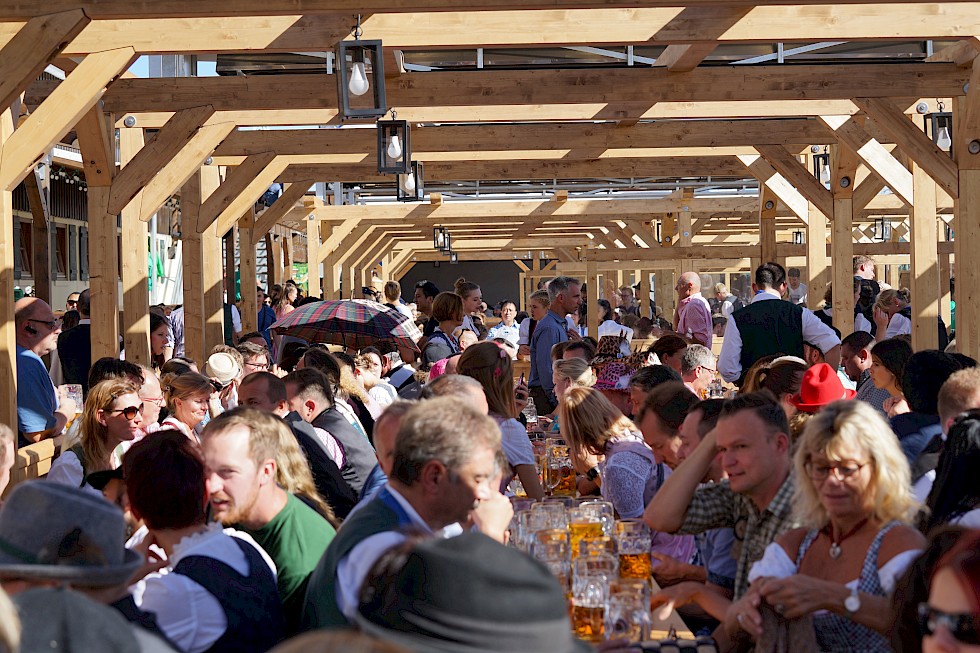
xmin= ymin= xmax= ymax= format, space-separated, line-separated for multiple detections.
xmin=15 ymin=298 xmax=76 ymax=446
xmin=528 ymin=276 xmax=582 ymax=414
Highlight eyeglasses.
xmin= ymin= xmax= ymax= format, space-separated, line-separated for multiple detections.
xmin=66 ymin=300 xmax=78 ymax=307
xmin=28 ymin=318 xmax=61 ymax=330
xmin=804 ymin=460 xmax=870 ymax=481
xmin=140 ymin=395 xmax=165 ymax=406
xmin=244 ymin=360 xmax=270 ymax=370
xmin=106 ymin=404 xmax=144 ymax=420
xmin=918 ymin=603 xmax=980 ymax=645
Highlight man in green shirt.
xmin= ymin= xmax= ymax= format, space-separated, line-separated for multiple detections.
xmin=201 ymin=408 xmax=336 ymax=633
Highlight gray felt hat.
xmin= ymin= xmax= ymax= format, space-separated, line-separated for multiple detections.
xmin=0 ymin=481 xmax=142 ymax=587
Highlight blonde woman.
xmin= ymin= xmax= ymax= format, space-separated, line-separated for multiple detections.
xmin=47 ymin=379 xmax=144 ymax=491
xmin=458 ymin=342 xmax=545 ymax=500
xmin=272 ymin=417 xmax=339 ymax=528
xmin=731 ymin=400 xmax=925 ymax=651
xmin=454 ymin=277 xmax=483 ymax=336
xmin=874 ymin=288 xmax=912 ymax=339
xmin=273 ymin=283 xmax=298 ymax=320
xmin=160 ymin=371 xmax=216 ymax=439
xmin=517 ymin=289 xmax=551 ymax=359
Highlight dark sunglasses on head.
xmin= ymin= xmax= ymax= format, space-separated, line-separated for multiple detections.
xmin=106 ymin=404 xmax=144 ymax=420
xmin=919 ymin=603 xmax=980 ymax=645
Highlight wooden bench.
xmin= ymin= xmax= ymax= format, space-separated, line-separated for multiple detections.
xmin=3 ymin=436 xmax=62 ymax=499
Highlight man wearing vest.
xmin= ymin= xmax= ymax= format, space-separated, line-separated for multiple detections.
xmin=718 ymin=262 xmax=841 ymax=386
xmin=200 ymin=408 xmax=336 ymax=636
xmin=301 ymin=397 xmax=513 ymax=630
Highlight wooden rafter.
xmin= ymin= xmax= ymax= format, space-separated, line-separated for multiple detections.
xmin=253 ymin=182 xmax=314 ymax=239
xmin=755 ymin=145 xmax=833 ymax=218
xmin=820 ymin=114 xmax=913 ymax=206
xmin=199 ymin=152 xmax=276 ymax=231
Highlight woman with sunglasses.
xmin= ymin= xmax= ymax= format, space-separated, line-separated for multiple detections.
xmin=47 ymin=379 xmax=143 ymax=493
xmin=920 ymin=531 xmax=980 ymax=653
xmin=728 ymin=400 xmax=925 ymax=652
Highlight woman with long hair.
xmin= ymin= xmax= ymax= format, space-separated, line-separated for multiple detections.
xmin=47 ymin=379 xmax=144 ymax=490
xmin=871 ymin=338 xmax=913 ymax=415
xmin=271 ymin=417 xmax=339 ymax=528
xmin=421 ymin=292 xmax=463 ymax=370
xmin=160 ymin=371 xmax=215 ymax=439
xmin=922 ymin=410 xmax=980 ymax=532
xmin=729 ymin=400 xmax=925 ymax=651
xmin=651 ymin=334 xmax=689 ymax=374
xmin=875 ymin=288 xmax=913 ymax=339
xmin=457 ymin=341 xmax=545 ymax=499
xmin=273 ymin=283 xmax=299 ymax=320
xmin=149 ymin=312 xmax=170 ymax=370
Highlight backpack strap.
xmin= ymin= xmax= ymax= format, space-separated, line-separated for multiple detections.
xmin=69 ymin=443 xmax=87 ymax=488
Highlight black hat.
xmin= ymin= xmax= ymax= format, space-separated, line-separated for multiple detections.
xmin=85 ymin=467 xmax=124 ymax=491
xmin=354 ymin=532 xmax=591 ymax=653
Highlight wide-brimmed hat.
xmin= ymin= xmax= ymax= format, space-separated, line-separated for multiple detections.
xmin=13 ymin=587 xmax=146 ymax=653
xmin=205 ymin=352 xmax=242 ymax=387
xmin=789 ymin=363 xmax=856 ymax=413
xmin=593 ymin=359 xmax=641 ymax=392
xmin=0 ymin=481 xmax=142 ymax=587
xmin=354 ymin=532 xmax=591 ymax=653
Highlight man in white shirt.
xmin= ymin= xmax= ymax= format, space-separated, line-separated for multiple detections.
xmin=786 ymin=268 xmax=808 ymax=305
xmin=301 ymin=397 xmax=513 ymax=629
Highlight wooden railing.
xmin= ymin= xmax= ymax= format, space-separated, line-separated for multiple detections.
xmin=3 ymin=436 xmax=61 ymax=499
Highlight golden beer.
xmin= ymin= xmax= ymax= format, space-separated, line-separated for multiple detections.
xmin=572 ymin=604 xmax=605 ymax=642
xmin=569 ymin=521 xmax=603 ymax=559
xmin=619 ymin=552 xmax=653 ymax=579
xmin=549 ymin=465 xmax=577 ymax=497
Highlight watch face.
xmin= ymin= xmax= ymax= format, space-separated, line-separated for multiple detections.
xmin=845 ymin=594 xmax=861 ymax=613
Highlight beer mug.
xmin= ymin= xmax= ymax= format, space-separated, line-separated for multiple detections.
xmin=532 ymin=538 xmax=571 ymax=596
xmin=579 ymin=536 xmax=618 ymax=558
xmin=580 ymin=500 xmax=616 ymax=537
xmin=531 ymin=528 xmax=570 ymax=559
xmin=572 ymin=553 xmax=617 ymax=643
xmin=615 ymin=519 xmax=653 ymax=580
xmin=568 ymin=507 xmax=604 ymax=560
xmin=530 ymin=501 xmax=568 ymax=530
xmin=605 ymin=579 xmax=651 ymax=642
xmin=546 ymin=440 xmax=576 ymax=498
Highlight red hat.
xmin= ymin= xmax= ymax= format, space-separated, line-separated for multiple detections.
xmin=789 ymin=363 xmax=856 ymax=413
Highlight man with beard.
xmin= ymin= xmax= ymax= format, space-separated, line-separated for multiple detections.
xmin=200 ymin=408 xmax=335 ymax=635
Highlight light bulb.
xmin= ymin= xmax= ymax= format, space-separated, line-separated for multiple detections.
xmin=820 ymin=164 xmax=831 ymax=185
xmin=348 ymin=61 xmax=369 ymax=96
xmin=400 ymin=172 xmax=416 ymax=193
xmin=937 ymin=126 xmax=952 ymax=151
xmin=387 ymin=134 xmax=403 ymax=161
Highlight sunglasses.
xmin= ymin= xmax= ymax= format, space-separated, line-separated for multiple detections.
xmin=919 ymin=603 xmax=980 ymax=645
xmin=106 ymin=404 xmax=144 ymax=420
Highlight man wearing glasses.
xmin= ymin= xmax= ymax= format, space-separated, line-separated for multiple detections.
xmin=65 ymin=292 xmax=80 ymax=312
xmin=14 ymin=298 xmax=76 ymax=446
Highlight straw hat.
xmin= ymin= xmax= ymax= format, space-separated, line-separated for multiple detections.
xmin=205 ymin=352 xmax=242 ymax=387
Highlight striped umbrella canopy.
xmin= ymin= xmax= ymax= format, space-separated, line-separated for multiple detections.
xmin=270 ymin=299 xmax=423 ymax=351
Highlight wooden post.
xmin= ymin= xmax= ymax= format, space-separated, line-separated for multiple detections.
xmin=830 ymin=144 xmax=858 ymax=337
xmin=586 ymin=257 xmax=599 ymax=340
xmin=0 ymin=108 xmax=16 ymax=429
xmin=806 ymin=203 xmax=829 ymax=311
xmin=180 ymin=170 xmax=207 ymax=367
xmin=759 ymin=187 xmax=778 ymax=263
xmin=265 ymin=233 xmax=278 ymax=288
xmin=86 ymin=186 xmax=120 ymax=360
xmin=282 ymin=232 xmax=293 ymax=281
xmin=639 ymin=269 xmax=651 ymax=318
xmin=954 ymin=81 xmax=980 ymax=359
xmin=656 ymin=269 xmax=674 ymax=318
xmin=518 ymin=272 xmax=527 ymax=311
xmin=307 ymin=218 xmax=321 ymax=299
xmin=119 ymin=128 xmax=150 ymax=365
xmin=201 ymin=167 xmax=224 ymax=355
xmin=238 ymin=214 xmax=258 ymax=334
xmin=23 ymin=170 xmax=50 ymax=304
xmin=910 ymin=162 xmax=940 ymax=350
xmin=224 ymin=225 xmax=237 ymax=308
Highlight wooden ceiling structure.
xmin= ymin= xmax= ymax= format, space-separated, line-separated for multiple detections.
xmin=1 ymin=4 xmax=980 ymax=430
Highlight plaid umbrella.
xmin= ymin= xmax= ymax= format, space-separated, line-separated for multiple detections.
xmin=270 ymin=299 xmax=423 ymax=351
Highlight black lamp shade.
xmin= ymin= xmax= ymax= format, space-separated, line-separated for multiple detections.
xmin=336 ymin=39 xmax=387 ymax=119
xmin=397 ymin=161 xmax=424 ymax=202
xmin=433 ymin=227 xmax=446 ymax=250
xmin=377 ymin=119 xmax=411 ymax=174
xmin=924 ymin=112 xmax=954 ymax=155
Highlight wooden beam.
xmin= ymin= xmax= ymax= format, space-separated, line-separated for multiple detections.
xmin=755 ymin=145 xmax=834 ymax=218
xmin=253 ymin=182 xmax=312 ymax=239
xmin=200 ymin=167 xmax=225 ymax=354
xmin=239 ymin=215 xmax=258 ymax=334
xmin=87 ymin=185 xmax=120 ymax=361
xmin=738 ymin=154 xmax=809 ymax=223
xmin=23 ymin=169 xmax=50 ymax=304
xmin=759 ymin=188 xmax=778 ymax=263
xmin=74 ymin=107 xmax=114 ymax=187
xmin=307 ymin=218 xmax=321 ymax=299
xmin=0 ymin=47 xmax=135 ymax=191
xmin=27 ymin=7 xmax=980 ymax=55
xmin=830 ymin=143 xmax=860 ymax=337
xmin=181 ymin=169 xmax=206 ymax=367
xmin=925 ymin=37 xmax=980 ymax=66
xmin=805 ymin=203 xmax=829 ymax=311
xmin=108 ymin=105 xmax=216 ymax=215
xmin=0 ymin=10 xmax=90 ymax=117
xmin=854 ymin=97 xmax=959 ymax=199
xmin=119 ymin=127 xmax=150 ymax=366
xmin=653 ymin=44 xmax=719 ymax=72
xmin=909 ymin=162 xmax=939 ymax=350
xmin=820 ymin=114 xmax=914 ymax=206
xmin=952 ymin=63 xmax=980 ymax=359
xmin=0 ymin=108 xmax=15 ymax=431
xmin=138 ymin=121 xmax=235 ymax=222
xmin=213 ymin=157 xmax=289 ymax=237
xmin=102 ymin=64 xmax=968 ymax=113
xmin=200 ymin=152 xmax=276 ymax=232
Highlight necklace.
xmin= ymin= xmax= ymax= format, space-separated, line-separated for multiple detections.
xmin=824 ymin=517 xmax=870 ymax=559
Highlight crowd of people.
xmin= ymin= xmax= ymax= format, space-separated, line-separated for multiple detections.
xmin=0 ymin=261 xmax=977 ymax=653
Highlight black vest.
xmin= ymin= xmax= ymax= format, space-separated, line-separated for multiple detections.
xmin=301 ymin=489 xmax=408 ymax=630
xmin=732 ymin=299 xmax=805 ymax=384
xmin=283 ymin=412 xmax=358 ymax=519
xmin=173 ymin=537 xmax=285 ymax=653
xmin=312 ymin=406 xmax=378 ymax=495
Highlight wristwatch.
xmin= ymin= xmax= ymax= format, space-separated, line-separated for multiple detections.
xmin=585 ymin=467 xmax=600 ymax=482
xmin=844 ymin=586 xmax=861 ymax=614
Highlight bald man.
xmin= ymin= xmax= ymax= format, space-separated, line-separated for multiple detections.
xmin=15 ymin=298 xmax=75 ymax=444
xmin=673 ymin=271 xmax=712 ymax=348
